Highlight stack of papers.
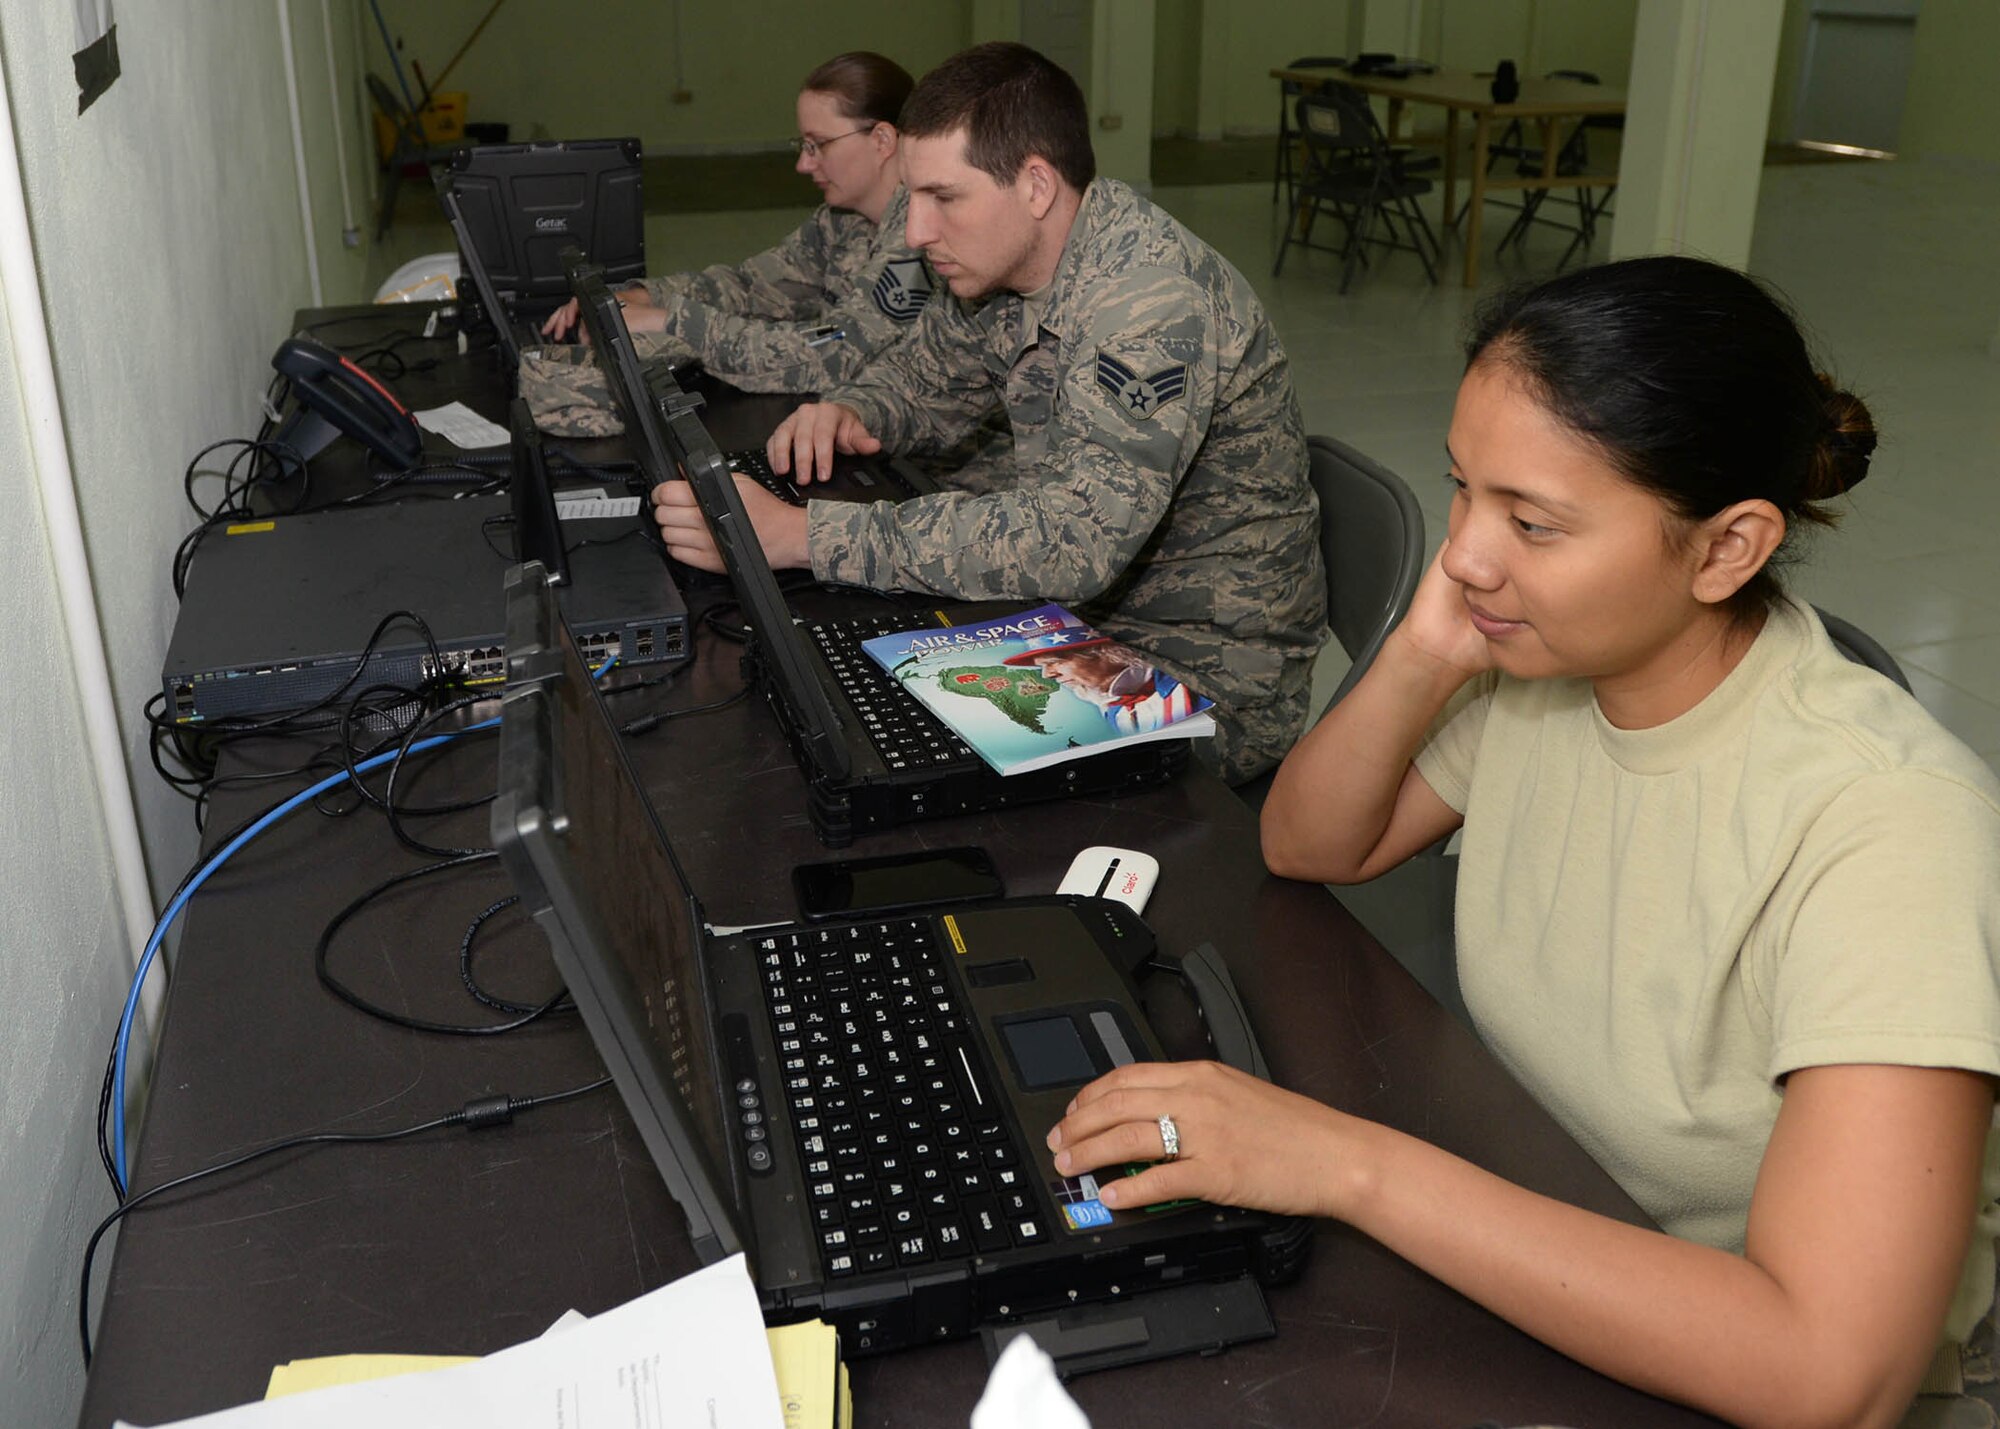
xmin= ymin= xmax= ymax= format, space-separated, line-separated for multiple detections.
xmin=767 ymin=1320 xmax=851 ymax=1429
xmin=115 ymin=1254 xmax=1089 ymax=1428
xmin=116 ymin=1257 xmax=784 ymax=1429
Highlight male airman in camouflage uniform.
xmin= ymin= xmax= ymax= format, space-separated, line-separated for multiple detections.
xmin=518 ymin=186 xmax=934 ymax=437
xmin=654 ymin=44 xmax=1326 ymax=782
xmin=805 ymin=179 xmax=1323 ymax=782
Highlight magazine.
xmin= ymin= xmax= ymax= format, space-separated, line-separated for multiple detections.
xmin=860 ymin=604 xmax=1215 ymax=776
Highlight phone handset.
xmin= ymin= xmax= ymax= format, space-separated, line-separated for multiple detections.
xmin=1171 ymin=942 xmax=1270 ymax=1080
xmin=271 ymin=335 xmax=424 ymax=469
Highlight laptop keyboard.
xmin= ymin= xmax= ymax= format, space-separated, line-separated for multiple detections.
xmin=725 ymin=448 xmax=808 ymax=507
xmin=806 ymin=617 xmax=977 ymax=771
xmin=754 ymin=917 xmax=1048 ymax=1277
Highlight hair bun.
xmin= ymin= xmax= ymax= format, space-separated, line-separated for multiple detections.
xmin=1811 ymin=373 xmax=1876 ymax=498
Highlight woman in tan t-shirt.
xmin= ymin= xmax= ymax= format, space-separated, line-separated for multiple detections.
xmin=1047 ymin=256 xmax=2000 ymax=1429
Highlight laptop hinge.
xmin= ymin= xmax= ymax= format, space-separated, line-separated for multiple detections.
xmin=979 ymin=1275 xmax=1275 ymax=1378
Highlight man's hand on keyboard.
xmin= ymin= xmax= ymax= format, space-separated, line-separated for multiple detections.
xmin=540 ymin=298 xmax=582 ymax=341
xmin=652 ymin=476 xmax=810 ymax=574
xmin=767 ymin=401 xmax=881 ymax=484
xmin=541 ymin=286 xmax=656 ymax=344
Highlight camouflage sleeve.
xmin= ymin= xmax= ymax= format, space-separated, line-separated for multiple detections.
xmin=809 ymin=267 xmax=1213 ymax=600
xmin=817 ymin=294 xmax=998 ymax=453
xmin=808 ymin=244 xmax=933 ymax=365
xmin=637 ymin=211 xmax=831 ymax=319
xmin=636 ymin=241 xmax=936 ymax=395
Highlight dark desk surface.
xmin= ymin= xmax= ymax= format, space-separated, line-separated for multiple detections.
xmin=83 ymin=315 xmax=1719 ymax=1429
xmin=281 ymin=301 xmax=795 ymax=481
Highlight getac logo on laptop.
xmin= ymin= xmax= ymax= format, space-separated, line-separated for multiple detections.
xmin=535 ymin=216 xmax=569 ymax=232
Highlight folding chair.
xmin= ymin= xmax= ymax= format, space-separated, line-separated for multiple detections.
xmin=1491 ymin=71 xmax=1619 ymax=268
xmin=1271 ymin=56 xmax=1347 ymax=211
xmin=1273 ymin=85 xmax=1439 ymax=293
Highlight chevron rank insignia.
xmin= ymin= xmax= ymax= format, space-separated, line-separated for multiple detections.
xmin=1094 ymin=351 xmax=1188 ymax=420
xmin=872 ymin=258 xmax=933 ymax=322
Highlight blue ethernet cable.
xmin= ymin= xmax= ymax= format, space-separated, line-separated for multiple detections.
xmin=110 ymin=657 xmax=618 ymax=1193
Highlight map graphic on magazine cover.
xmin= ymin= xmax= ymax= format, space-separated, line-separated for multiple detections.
xmin=860 ymin=604 xmax=1215 ymax=776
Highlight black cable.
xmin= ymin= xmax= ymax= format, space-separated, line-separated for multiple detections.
xmin=295 ymin=314 xmax=427 ymax=348
xmin=335 ymin=681 xmax=445 ymax=814
xmin=396 ymin=461 xmax=507 ymax=488
xmin=458 ymin=896 xmax=574 ymax=1016
xmin=344 ymin=329 xmax=450 ymax=381
xmin=379 ymin=696 xmax=495 ymax=857
xmin=187 ymin=611 xmax=448 ymax=741
xmin=95 ymin=1048 xmax=120 ymax=1197
xmin=315 ymin=853 xmax=572 ymax=1035
xmin=481 ymin=512 xmax=515 ymax=561
xmin=620 ymin=681 xmax=751 ymax=737
xmin=78 ymin=1076 xmax=612 ymax=1365
xmin=814 ymin=577 xmax=918 ymax=608
xmin=549 ymin=448 xmax=640 ymax=485
xmin=701 ymin=599 xmax=750 ymax=644
xmin=174 ymin=438 xmax=314 ymax=600
xmin=190 ymin=751 xmax=352 ymax=833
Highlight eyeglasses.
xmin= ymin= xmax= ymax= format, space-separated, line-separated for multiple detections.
xmin=789 ymin=127 xmax=873 ymax=159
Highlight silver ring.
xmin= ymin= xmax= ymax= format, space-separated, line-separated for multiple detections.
xmin=1157 ymin=1113 xmax=1181 ymax=1162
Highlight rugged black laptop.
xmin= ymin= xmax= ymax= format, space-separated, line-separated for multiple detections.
xmin=445 ymin=139 xmax=645 ymax=323
xmin=667 ymin=402 xmax=1188 ymax=849
xmin=441 ymin=180 xmax=538 ymax=379
xmin=563 ymin=251 xmax=938 ymax=509
xmin=490 ymin=560 xmax=1304 ymax=1367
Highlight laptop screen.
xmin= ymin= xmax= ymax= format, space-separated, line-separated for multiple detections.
xmin=492 ymin=563 xmax=743 ymax=1262
xmin=442 ymin=182 xmax=521 ymax=371
xmin=564 ymin=253 xmax=680 ymax=490
xmin=445 ymin=139 xmax=645 ymax=318
xmin=507 ymin=400 xmax=569 ymax=586
xmin=652 ymin=400 xmax=855 ymax=783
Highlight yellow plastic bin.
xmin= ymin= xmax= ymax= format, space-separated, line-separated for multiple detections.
xmin=374 ymin=89 xmax=468 ymax=162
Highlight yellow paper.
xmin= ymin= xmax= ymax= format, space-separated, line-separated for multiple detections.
xmin=765 ymin=1320 xmax=841 ymax=1429
xmin=265 ymin=1354 xmax=473 ymax=1399
xmin=261 ymin=1321 xmax=845 ymax=1422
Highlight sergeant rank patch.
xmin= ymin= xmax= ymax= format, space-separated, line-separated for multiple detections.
xmin=1095 ymin=351 xmax=1188 ymax=419
xmin=872 ymin=258 xmax=933 ymax=322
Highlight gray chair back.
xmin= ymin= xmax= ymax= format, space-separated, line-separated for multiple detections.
xmin=1233 ymin=437 xmax=1423 ymax=805
xmin=1815 ymin=605 xmax=1912 ymax=692
xmin=1311 ymin=435 xmax=1427 ymax=712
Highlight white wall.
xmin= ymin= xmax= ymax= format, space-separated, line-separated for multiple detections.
xmin=0 ymin=270 xmax=135 ymax=1429
xmin=0 ymin=3 xmax=373 ymax=1422
xmin=1610 ymin=0 xmax=1784 ymax=268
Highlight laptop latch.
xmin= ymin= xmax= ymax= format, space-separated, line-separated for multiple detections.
xmin=979 ymin=1275 xmax=1275 ymax=1378
xmin=658 ymin=387 xmax=706 ymax=420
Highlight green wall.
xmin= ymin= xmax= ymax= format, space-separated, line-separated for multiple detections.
xmin=1202 ymin=0 xmax=1355 ymax=138
xmin=1898 ymin=0 xmax=2000 ymax=161
xmin=365 ymin=1 xmax=974 ymax=151
xmin=368 ymin=2 xmax=1645 ymax=150
xmin=1153 ymin=0 xmax=1201 ymax=135
xmin=1424 ymin=0 xmax=1635 ymax=86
